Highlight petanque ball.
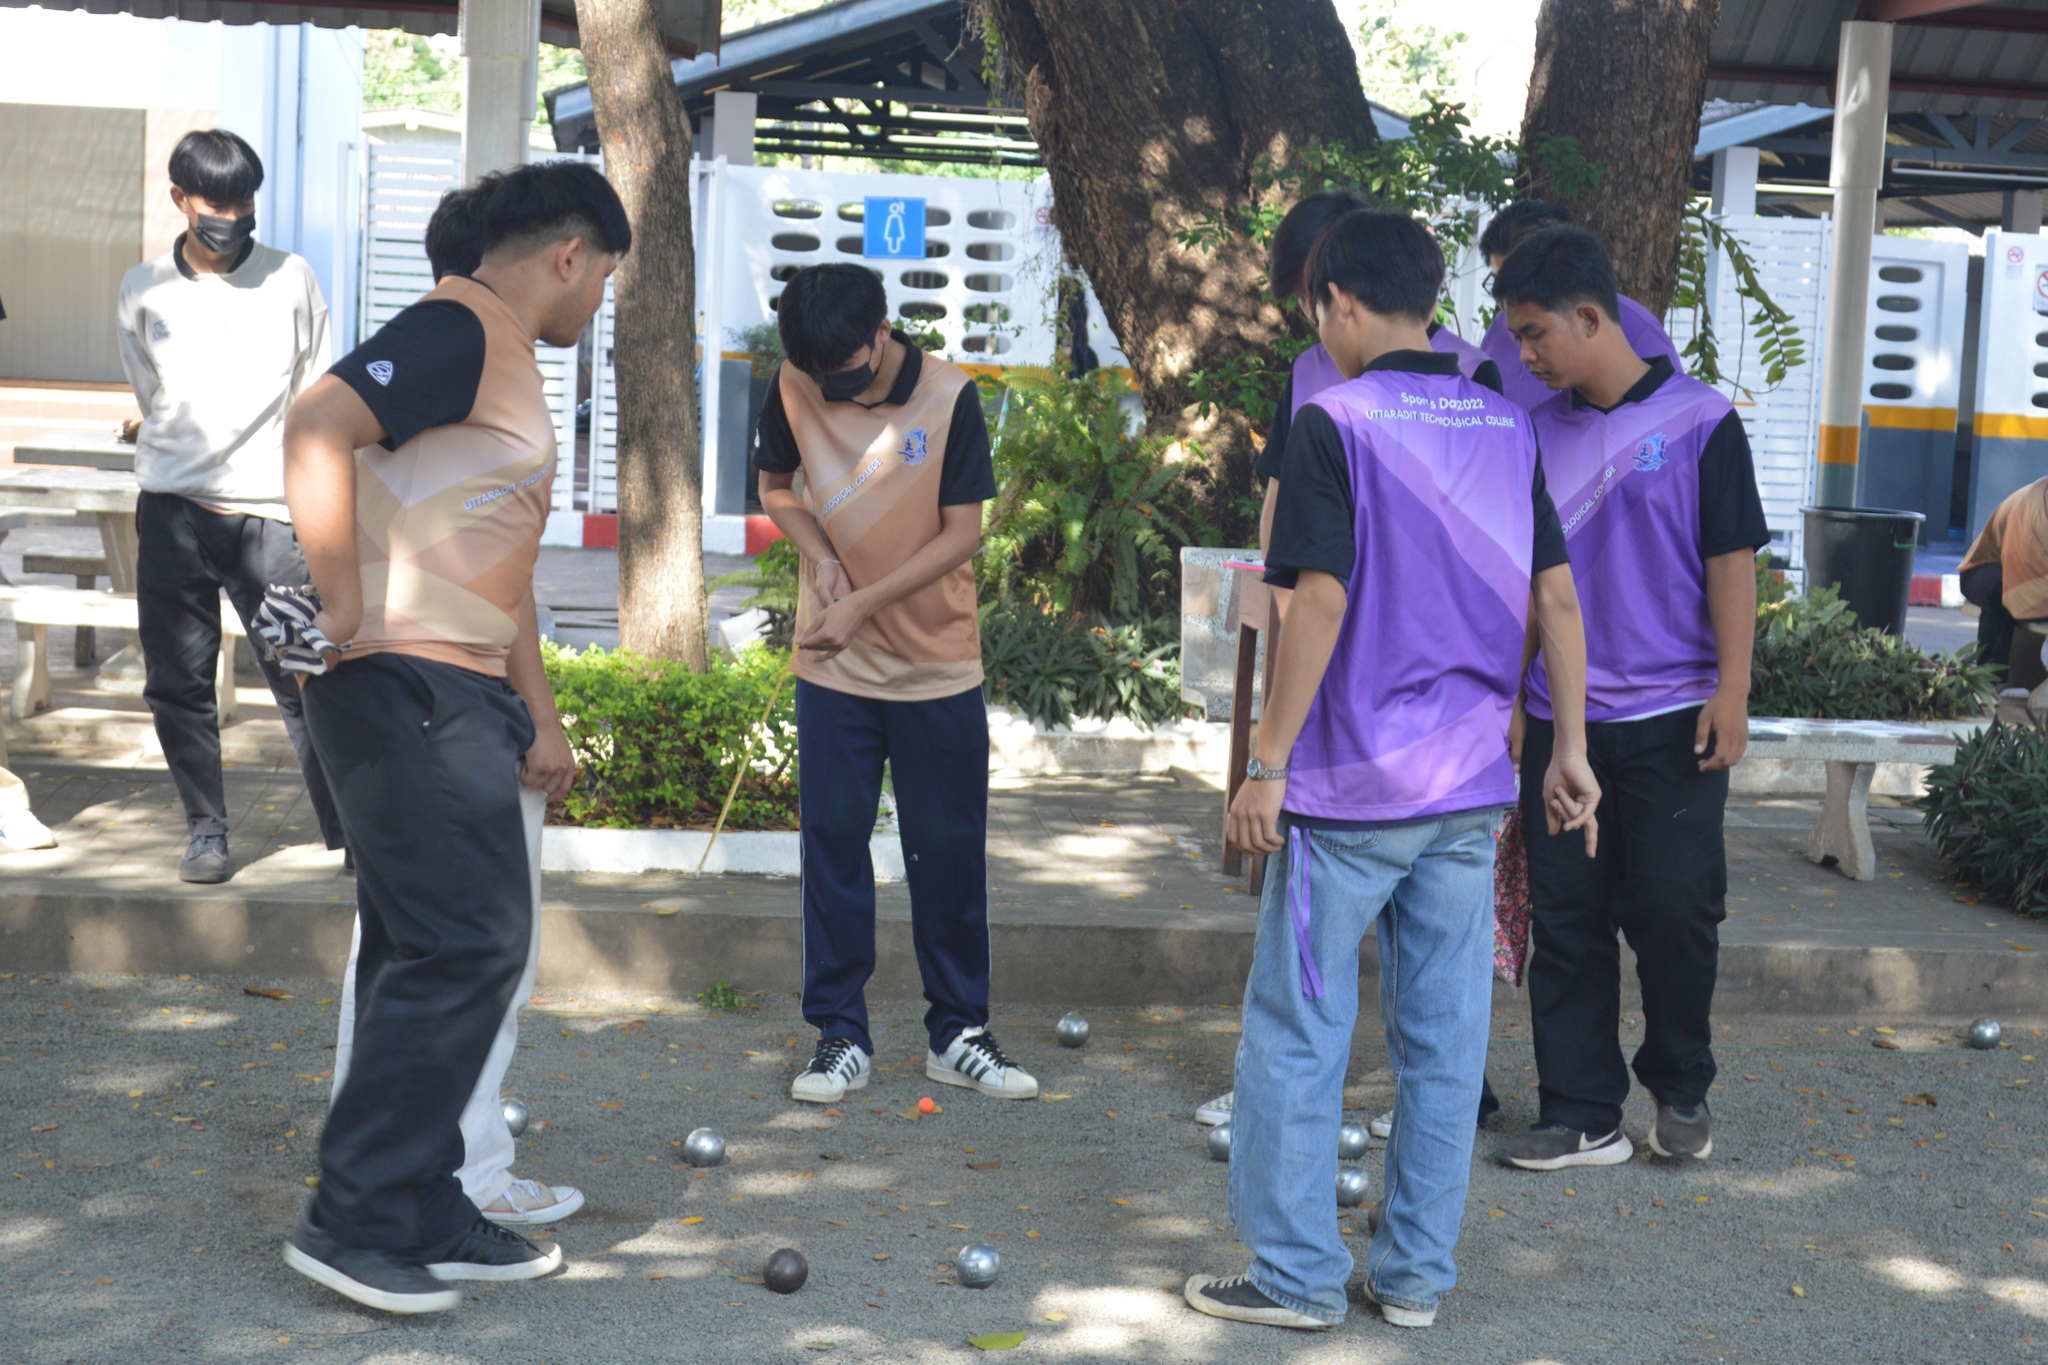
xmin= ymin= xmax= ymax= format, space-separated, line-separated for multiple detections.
xmin=501 ymin=1097 xmax=529 ymax=1138
xmin=1966 ymin=1017 xmax=2003 ymax=1050
xmin=1337 ymin=1121 xmax=1370 ymax=1162
xmin=1055 ymin=1012 xmax=1091 ymax=1048
xmin=1206 ymin=1121 xmax=1233 ymax=1162
xmin=763 ymin=1247 xmax=808 ymax=1294
xmin=1336 ymin=1166 xmax=1371 ymax=1208
xmin=955 ymin=1242 xmax=1001 ymax=1288
xmin=683 ymin=1126 xmax=727 ymax=1167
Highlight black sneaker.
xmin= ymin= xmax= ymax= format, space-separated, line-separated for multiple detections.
xmin=283 ymin=1221 xmax=459 ymax=1315
xmin=421 ymin=1216 xmax=564 ymax=1281
xmin=1183 ymin=1272 xmax=1335 ymax=1330
xmin=179 ymin=833 xmax=230 ymax=884
xmin=1649 ymin=1100 xmax=1713 ymax=1159
xmin=1502 ymin=1122 xmax=1634 ymax=1171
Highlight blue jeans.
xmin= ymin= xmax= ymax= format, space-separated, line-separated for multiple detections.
xmin=1228 ymin=807 xmax=1502 ymax=1322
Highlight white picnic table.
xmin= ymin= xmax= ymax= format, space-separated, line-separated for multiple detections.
xmin=0 ymin=464 xmax=140 ymax=590
xmin=12 ymin=431 xmax=138 ymax=473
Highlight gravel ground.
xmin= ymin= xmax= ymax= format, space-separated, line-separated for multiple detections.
xmin=3 ymin=973 xmax=2045 ymax=1365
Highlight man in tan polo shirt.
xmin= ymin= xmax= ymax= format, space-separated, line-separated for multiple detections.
xmin=756 ymin=262 xmax=1037 ymax=1106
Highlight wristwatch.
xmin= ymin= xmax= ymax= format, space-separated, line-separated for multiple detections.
xmin=1246 ymin=756 xmax=1288 ymax=781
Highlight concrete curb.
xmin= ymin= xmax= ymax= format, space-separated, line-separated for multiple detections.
xmin=541 ymin=826 xmax=904 ymax=880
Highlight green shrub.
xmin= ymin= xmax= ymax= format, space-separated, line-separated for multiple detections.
xmin=543 ymin=641 xmax=796 ymax=830
xmin=728 ymin=321 xmax=783 ymax=379
xmin=1750 ymin=583 xmax=1997 ymax=721
xmin=1922 ymin=718 xmax=2048 ymax=920
xmin=979 ymin=369 xmax=1214 ymax=621
xmin=981 ymin=609 xmax=1183 ymax=728
xmin=707 ymin=537 xmax=799 ymax=650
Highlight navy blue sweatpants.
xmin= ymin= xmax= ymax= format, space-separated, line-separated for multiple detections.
xmin=796 ymin=679 xmax=989 ymax=1057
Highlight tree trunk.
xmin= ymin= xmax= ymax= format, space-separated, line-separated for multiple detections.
xmin=579 ymin=0 xmax=709 ymax=668
xmin=975 ymin=0 xmax=1378 ymax=543
xmin=1521 ymin=0 xmax=1720 ymax=317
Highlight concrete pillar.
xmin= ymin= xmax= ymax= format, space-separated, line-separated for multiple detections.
xmin=460 ymin=0 xmax=540 ymax=184
xmin=710 ymin=90 xmax=758 ymax=166
xmin=1710 ymin=145 xmax=1760 ymax=217
xmin=1815 ymin=19 xmax=1893 ymax=509
xmin=2003 ymin=189 xmax=2044 ymax=234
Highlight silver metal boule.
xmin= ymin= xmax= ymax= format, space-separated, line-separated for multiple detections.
xmin=1336 ymin=1166 xmax=1371 ymax=1208
xmin=501 ymin=1097 xmax=528 ymax=1138
xmin=1337 ymin=1121 xmax=1370 ymax=1161
xmin=955 ymin=1242 xmax=1001 ymax=1288
xmin=683 ymin=1126 xmax=727 ymax=1167
xmin=1055 ymin=1012 xmax=1091 ymax=1048
xmin=1966 ymin=1017 xmax=2003 ymax=1050
xmin=1206 ymin=1121 xmax=1233 ymax=1162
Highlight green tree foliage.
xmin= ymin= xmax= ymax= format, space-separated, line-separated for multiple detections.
xmin=360 ymin=30 xmax=588 ymax=127
xmin=1351 ymin=0 xmax=1469 ymax=116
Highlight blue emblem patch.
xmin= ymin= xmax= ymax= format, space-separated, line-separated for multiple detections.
xmin=899 ymin=429 xmax=929 ymax=466
xmin=1633 ymin=433 xmax=1668 ymax=473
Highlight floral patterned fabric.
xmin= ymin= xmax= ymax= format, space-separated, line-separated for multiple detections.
xmin=1493 ymin=806 xmax=1532 ymax=987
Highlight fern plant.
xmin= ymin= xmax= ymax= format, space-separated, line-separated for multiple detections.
xmin=1671 ymin=204 xmax=1807 ymax=399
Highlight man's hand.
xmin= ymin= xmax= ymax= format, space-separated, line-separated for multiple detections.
xmin=1541 ymin=746 xmax=1601 ymax=858
xmin=1694 ymin=689 xmax=1749 ymax=772
xmin=814 ymin=558 xmax=852 ymax=605
xmin=1227 ymin=776 xmax=1288 ymax=855
xmin=520 ymin=720 xmax=577 ymax=801
xmin=797 ymin=592 xmax=871 ymax=659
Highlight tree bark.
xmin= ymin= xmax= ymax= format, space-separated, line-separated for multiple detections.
xmin=975 ymin=0 xmax=1378 ymax=542
xmin=579 ymin=0 xmax=709 ymax=667
xmin=1521 ymin=0 xmax=1721 ymax=317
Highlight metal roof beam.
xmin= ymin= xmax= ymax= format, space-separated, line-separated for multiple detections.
xmin=1882 ymin=3 xmax=2048 ymax=34
xmin=1890 ymin=196 xmax=1988 ymax=232
xmin=1749 ymin=136 xmax=2048 ymax=169
xmin=736 ymin=78 xmax=1015 ymax=110
xmin=1923 ymin=111 xmax=1973 ymax=148
xmin=1859 ymin=0 xmax=1999 ymax=20
xmin=909 ymin=17 xmax=987 ymax=98
xmin=1993 ymin=117 xmax=2043 ymax=152
xmin=1706 ymin=62 xmax=2048 ymax=105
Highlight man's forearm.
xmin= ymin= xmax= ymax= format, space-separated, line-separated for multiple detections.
xmin=506 ymin=593 xmax=562 ymax=731
xmin=284 ymin=429 xmax=363 ymax=626
xmin=1705 ymin=550 xmax=1757 ymax=694
xmin=1253 ymin=571 xmax=1347 ymax=768
xmin=759 ymin=485 xmax=836 ymax=565
xmin=1533 ymin=564 xmax=1591 ymax=753
xmin=848 ymin=519 xmax=980 ymax=616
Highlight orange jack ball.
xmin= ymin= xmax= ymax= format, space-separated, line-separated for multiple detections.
xmin=918 ymin=1096 xmax=937 ymax=1114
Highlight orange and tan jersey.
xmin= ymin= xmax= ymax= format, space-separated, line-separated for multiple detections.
xmin=757 ymin=338 xmax=997 ymax=701
xmin=327 ymin=275 xmax=555 ymax=677
xmin=1961 ymin=475 xmax=2048 ymax=621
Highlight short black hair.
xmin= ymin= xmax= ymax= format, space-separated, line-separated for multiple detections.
xmin=169 ymin=130 xmax=264 ymax=204
xmin=1269 ymin=188 xmax=1372 ymax=301
xmin=1490 ymin=225 xmax=1620 ymax=322
xmin=776 ymin=263 xmax=889 ymax=376
xmin=425 ymin=188 xmax=486 ymax=281
xmin=1304 ymin=209 xmax=1443 ymax=324
xmin=471 ymin=161 xmax=631 ymax=261
xmin=1479 ymin=199 xmax=1574 ymax=263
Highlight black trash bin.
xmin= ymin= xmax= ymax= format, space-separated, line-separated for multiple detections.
xmin=1802 ymin=505 xmax=1926 ymax=636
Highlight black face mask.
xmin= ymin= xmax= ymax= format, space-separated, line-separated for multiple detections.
xmin=813 ymin=341 xmax=879 ymax=402
xmin=192 ymin=211 xmax=256 ymax=256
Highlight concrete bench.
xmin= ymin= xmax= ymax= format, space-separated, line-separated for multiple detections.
xmin=21 ymin=551 xmax=107 ymax=666
xmin=0 ymin=586 xmax=245 ymax=724
xmin=0 ymin=508 xmax=82 ymax=587
xmin=1747 ymin=718 xmax=1959 ymax=882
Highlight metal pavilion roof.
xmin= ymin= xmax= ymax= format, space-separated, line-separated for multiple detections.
xmin=0 ymin=0 xmax=721 ymax=56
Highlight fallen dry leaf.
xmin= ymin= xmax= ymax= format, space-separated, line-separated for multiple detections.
xmin=1904 ymin=1093 xmax=1937 ymax=1107
xmin=968 ymin=1160 xmax=1002 ymax=1172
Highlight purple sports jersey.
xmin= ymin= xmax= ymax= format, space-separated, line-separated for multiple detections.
xmin=1284 ymin=374 xmax=1539 ymax=824
xmin=1288 ymin=343 xmax=1346 ymax=417
xmin=1524 ymin=371 xmax=1735 ymax=723
xmin=1482 ymin=295 xmax=1681 ymax=412
xmin=1429 ymin=322 xmax=1491 ymax=382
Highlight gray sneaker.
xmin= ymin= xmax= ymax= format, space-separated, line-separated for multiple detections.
xmin=178 ymin=833 xmax=230 ymax=884
xmin=1649 ymin=1100 xmax=1713 ymax=1159
xmin=1502 ymin=1122 xmax=1633 ymax=1171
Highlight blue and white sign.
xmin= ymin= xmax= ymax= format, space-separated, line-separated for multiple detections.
xmin=862 ymin=196 xmax=926 ymax=260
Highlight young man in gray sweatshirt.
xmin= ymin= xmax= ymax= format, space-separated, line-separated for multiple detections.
xmin=115 ymin=130 xmax=343 ymax=882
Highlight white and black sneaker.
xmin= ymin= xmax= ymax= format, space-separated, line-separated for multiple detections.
xmin=1184 ymin=1273 xmax=1335 ymax=1330
xmin=928 ymin=1027 xmax=1038 ymax=1100
xmin=1196 ymin=1091 xmax=1234 ymax=1127
xmin=422 ymin=1216 xmax=564 ymax=1281
xmin=1502 ymin=1122 xmax=1634 ymax=1171
xmin=283 ymin=1221 xmax=459 ymax=1315
xmin=792 ymin=1037 xmax=871 ymax=1104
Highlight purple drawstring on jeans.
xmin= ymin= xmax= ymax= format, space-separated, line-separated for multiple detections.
xmin=1288 ymin=824 xmax=1326 ymax=1001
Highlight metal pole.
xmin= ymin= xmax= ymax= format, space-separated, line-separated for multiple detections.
xmin=459 ymin=0 xmax=539 ymax=184
xmin=1815 ymin=19 xmax=1893 ymax=508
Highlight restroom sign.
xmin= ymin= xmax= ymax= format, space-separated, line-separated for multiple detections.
xmin=863 ymin=197 xmax=926 ymax=259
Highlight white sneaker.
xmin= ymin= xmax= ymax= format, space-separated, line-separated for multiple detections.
xmin=928 ymin=1027 xmax=1038 ymax=1100
xmin=1369 ymin=1109 xmax=1394 ymax=1140
xmin=480 ymin=1176 xmax=584 ymax=1226
xmin=792 ymin=1037 xmax=871 ymax=1104
xmin=0 ymin=810 xmax=56 ymax=851
xmin=1196 ymin=1091 xmax=1234 ymax=1127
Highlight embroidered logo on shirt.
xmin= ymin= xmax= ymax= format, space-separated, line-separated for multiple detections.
xmin=366 ymin=360 xmax=395 ymax=387
xmin=898 ymin=428 xmax=929 ymax=466
xmin=149 ymin=319 xmax=170 ymax=343
xmin=1633 ymin=433 xmax=1668 ymax=472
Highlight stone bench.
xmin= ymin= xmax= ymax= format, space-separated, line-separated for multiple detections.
xmin=0 ymin=586 xmax=245 ymax=724
xmin=21 ymin=551 xmax=108 ymax=666
xmin=1748 ymin=718 xmax=1958 ymax=882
